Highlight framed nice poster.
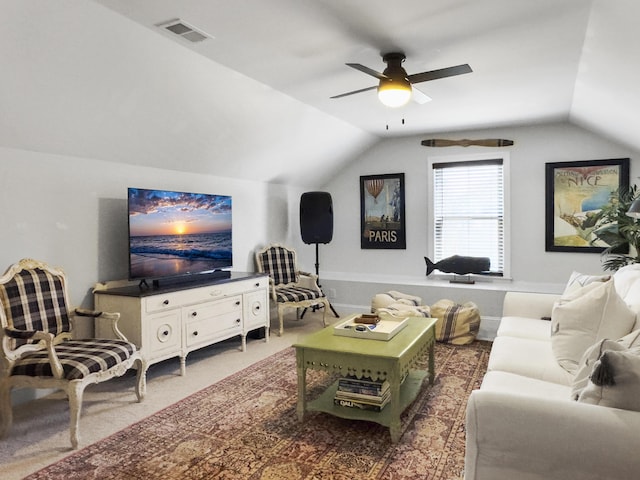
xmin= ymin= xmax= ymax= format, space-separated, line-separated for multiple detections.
xmin=545 ymin=158 xmax=629 ymax=252
xmin=360 ymin=173 xmax=406 ymax=249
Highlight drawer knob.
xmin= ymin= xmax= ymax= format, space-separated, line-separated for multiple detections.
xmin=255 ymin=282 xmax=260 ymax=287
xmin=193 ymin=331 xmax=199 ymax=336
xmin=157 ymin=325 xmax=172 ymax=343
xmin=191 ymin=311 xmax=198 ymax=317
xmin=235 ymin=300 xmax=241 ymax=306
xmin=236 ymin=318 xmax=241 ymax=324
xmin=163 ymin=299 xmax=170 ymax=306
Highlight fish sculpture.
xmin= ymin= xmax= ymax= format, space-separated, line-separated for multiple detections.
xmin=424 ymin=255 xmax=491 ymax=276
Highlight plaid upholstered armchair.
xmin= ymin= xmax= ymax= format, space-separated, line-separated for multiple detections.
xmin=0 ymin=258 xmax=146 ymax=449
xmin=255 ymin=244 xmax=329 ymax=336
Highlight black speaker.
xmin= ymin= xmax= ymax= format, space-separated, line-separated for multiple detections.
xmin=300 ymin=192 xmax=333 ymax=244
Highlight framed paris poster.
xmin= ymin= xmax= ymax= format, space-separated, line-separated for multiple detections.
xmin=360 ymin=173 xmax=406 ymax=249
xmin=545 ymin=158 xmax=629 ymax=252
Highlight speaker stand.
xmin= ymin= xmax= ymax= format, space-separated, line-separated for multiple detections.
xmin=301 ymin=243 xmax=339 ymax=319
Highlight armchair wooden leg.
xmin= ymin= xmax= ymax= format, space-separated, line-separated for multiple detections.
xmin=0 ymin=381 xmax=12 ymax=439
xmin=277 ymin=305 xmax=285 ymax=336
xmin=134 ymin=357 xmax=147 ymax=402
xmin=321 ymin=299 xmax=329 ymax=327
xmin=67 ymin=382 xmax=84 ymax=450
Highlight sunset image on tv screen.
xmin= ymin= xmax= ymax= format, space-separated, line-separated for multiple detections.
xmin=128 ymin=188 xmax=232 ymax=279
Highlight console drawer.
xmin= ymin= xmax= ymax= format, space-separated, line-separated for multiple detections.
xmin=243 ymin=289 xmax=268 ymax=330
xmin=147 ymin=310 xmax=181 ymax=357
xmin=184 ymin=311 xmax=242 ymax=348
xmin=184 ymin=295 xmax=242 ymax=320
xmin=145 ymin=292 xmax=186 ymax=313
xmin=145 ymin=283 xmax=247 ymax=313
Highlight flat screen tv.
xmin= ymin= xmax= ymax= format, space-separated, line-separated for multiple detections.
xmin=128 ymin=187 xmax=232 ymax=285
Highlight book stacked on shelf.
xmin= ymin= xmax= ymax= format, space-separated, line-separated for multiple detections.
xmin=333 ymin=376 xmax=390 ymax=412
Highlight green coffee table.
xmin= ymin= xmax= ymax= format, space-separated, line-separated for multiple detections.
xmin=293 ymin=316 xmax=436 ymax=442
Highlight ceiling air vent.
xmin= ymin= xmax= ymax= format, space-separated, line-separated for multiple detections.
xmin=158 ymin=19 xmax=211 ymax=43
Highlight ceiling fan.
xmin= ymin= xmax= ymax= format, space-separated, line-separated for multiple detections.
xmin=331 ymin=52 xmax=472 ymax=108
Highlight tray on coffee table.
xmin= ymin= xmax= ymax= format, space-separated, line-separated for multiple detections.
xmin=333 ymin=313 xmax=409 ymax=341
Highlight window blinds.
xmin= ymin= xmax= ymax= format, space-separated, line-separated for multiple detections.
xmin=432 ymin=159 xmax=504 ymax=274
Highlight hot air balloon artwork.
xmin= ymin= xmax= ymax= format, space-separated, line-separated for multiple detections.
xmin=365 ymin=178 xmax=384 ymax=203
xmin=360 ymin=173 xmax=406 ymax=249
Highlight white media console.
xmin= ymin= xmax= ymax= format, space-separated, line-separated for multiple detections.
xmin=94 ymin=272 xmax=269 ymax=375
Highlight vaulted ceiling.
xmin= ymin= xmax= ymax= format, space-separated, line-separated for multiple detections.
xmin=1 ymin=1 xmax=638 ymax=187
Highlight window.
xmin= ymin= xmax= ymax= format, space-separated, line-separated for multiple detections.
xmin=428 ymin=153 xmax=510 ymax=277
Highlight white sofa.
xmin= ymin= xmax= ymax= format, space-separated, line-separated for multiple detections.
xmin=465 ymin=266 xmax=640 ymax=480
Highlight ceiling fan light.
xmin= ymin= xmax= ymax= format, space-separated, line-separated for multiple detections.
xmin=377 ymin=80 xmax=412 ymax=108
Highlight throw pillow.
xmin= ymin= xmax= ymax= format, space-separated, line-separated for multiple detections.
xmin=571 ymin=330 xmax=640 ymax=400
xmin=430 ymin=299 xmax=480 ymax=345
xmin=563 ymin=271 xmax=611 ymax=296
xmin=570 ymin=339 xmax=626 ymax=400
xmin=577 ymin=346 xmax=640 ymax=411
xmin=551 ymin=279 xmax=635 ymax=374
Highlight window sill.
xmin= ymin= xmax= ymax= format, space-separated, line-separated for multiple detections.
xmin=321 ymin=271 xmax=564 ymax=294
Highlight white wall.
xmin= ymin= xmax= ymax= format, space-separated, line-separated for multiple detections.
xmin=0 ymin=147 xmax=295 ymax=310
xmin=309 ymin=122 xmax=640 ymax=311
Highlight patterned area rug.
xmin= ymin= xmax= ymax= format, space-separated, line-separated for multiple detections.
xmin=27 ymin=341 xmax=490 ymax=480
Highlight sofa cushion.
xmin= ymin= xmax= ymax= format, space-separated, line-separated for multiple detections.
xmin=577 ymin=345 xmax=640 ymax=411
xmin=430 ymin=299 xmax=480 ymax=345
xmin=563 ymin=271 xmax=611 ymax=296
xmin=481 ymin=371 xmax=570 ymax=400
xmin=497 ymin=316 xmax=551 ymax=341
xmin=488 ymin=336 xmax=574 ymax=385
xmin=551 ymin=280 xmax=635 ymax=374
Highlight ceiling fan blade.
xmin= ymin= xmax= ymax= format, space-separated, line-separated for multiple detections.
xmin=411 ymin=86 xmax=432 ymax=104
xmin=407 ymin=64 xmax=472 ymax=84
xmin=330 ymin=85 xmax=377 ymax=99
xmin=346 ymin=63 xmax=388 ymax=80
